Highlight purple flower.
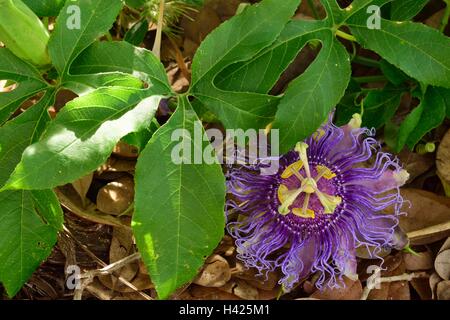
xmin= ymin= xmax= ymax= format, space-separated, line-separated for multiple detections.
xmin=226 ymin=114 xmax=409 ymax=292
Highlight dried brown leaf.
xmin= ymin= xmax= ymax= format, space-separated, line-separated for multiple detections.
xmin=97 ymin=176 xmax=134 ymax=216
xmin=194 ymin=255 xmax=231 ymax=288
xmin=435 ymin=250 xmax=450 ymax=280
xmin=396 ymin=189 xmax=450 ymax=244
xmin=404 ymin=250 xmax=433 ymax=271
xmin=71 ymin=173 xmax=93 ymax=207
xmin=310 ymin=277 xmax=363 ymax=300
xmin=437 ymin=280 xmax=450 ymax=300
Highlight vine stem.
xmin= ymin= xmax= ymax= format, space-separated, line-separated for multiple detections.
xmin=353 ymin=56 xmax=380 ymax=68
xmin=152 ymin=0 xmax=165 ymax=59
xmin=335 ymin=29 xmax=357 ymax=42
xmin=353 ymin=75 xmax=387 ymax=83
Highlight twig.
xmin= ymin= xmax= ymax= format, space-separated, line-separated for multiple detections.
xmin=152 ymin=0 xmax=165 ymax=59
xmin=63 ymin=226 xmax=151 ymax=300
xmin=407 ymin=220 xmax=450 ymax=242
xmin=73 ymin=253 xmax=143 ymax=300
xmin=360 ymin=272 xmax=429 ymax=300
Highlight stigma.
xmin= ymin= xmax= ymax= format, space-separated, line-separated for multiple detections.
xmin=277 ymin=142 xmax=342 ymax=218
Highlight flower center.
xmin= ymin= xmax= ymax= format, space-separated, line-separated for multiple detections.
xmin=277 ymin=142 xmax=342 ymax=219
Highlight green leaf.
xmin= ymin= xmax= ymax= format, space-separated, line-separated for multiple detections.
xmin=0 ymin=48 xmax=48 ymax=124
xmin=321 ymin=0 xmax=392 ymax=26
xmin=192 ymin=84 xmax=281 ymax=130
xmin=133 ymin=96 xmax=226 ymax=299
xmin=395 ymin=101 xmax=424 ymax=152
xmin=0 ymin=80 xmax=48 ymax=125
xmin=48 ymin=0 xmax=123 ymax=77
xmin=0 ymin=189 xmax=63 ymax=297
xmin=125 ymin=0 xmax=146 ymax=8
xmin=124 ymin=18 xmax=149 ymax=46
xmin=191 ymin=0 xmax=301 ymax=88
xmin=122 ymin=118 xmax=159 ymax=153
xmin=379 ymin=59 xmax=410 ymax=86
xmin=348 ymin=15 xmax=450 ymax=88
xmin=70 ymin=41 xmax=172 ymax=94
xmin=215 ymin=20 xmax=327 ymax=94
xmin=0 ymin=90 xmax=61 ymax=297
xmin=22 ymin=0 xmax=67 ymax=16
xmin=63 ymin=72 xmax=144 ymax=95
xmin=406 ymin=86 xmax=448 ymax=149
xmin=0 ymin=48 xmax=45 ymax=82
xmin=0 ymin=90 xmax=56 ymax=187
xmin=3 ymin=88 xmax=164 ymax=190
xmin=362 ymin=84 xmax=404 ymax=129
xmin=390 ymin=0 xmax=429 ymax=20
xmin=273 ymin=30 xmax=351 ymax=153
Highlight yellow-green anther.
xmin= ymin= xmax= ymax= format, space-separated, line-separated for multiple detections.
xmin=278 ymin=186 xmax=305 ymax=215
xmin=0 ymin=0 xmax=51 ymax=67
xmin=314 ymin=188 xmax=342 ymax=214
xmin=348 ymin=113 xmax=362 ymax=129
xmin=295 ymin=142 xmax=311 ymax=178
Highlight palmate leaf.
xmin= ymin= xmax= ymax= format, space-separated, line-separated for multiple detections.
xmin=390 ymin=0 xmax=429 ymax=21
xmin=273 ymin=29 xmax=351 ymax=153
xmin=190 ymin=0 xmax=302 ymax=129
xmin=215 ymin=19 xmax=327 ymax=94
xmin=0 ymin=48 xmax=48 ymax=125
xmin=49 ymin=0 xmax=123 ymax=78
xmin=133 ymin=95 xmax=225 ymax=299
xmin=70 ymin=41 xmax=172 ymax=95
xmin=348 ymin=10 xmax=450 ymax=88
xmin=405 ymin=87 xmax=449 ymax=150
xmin=2 ymin=87 xmax=165 ymax=190
xmin=0 ymin=90 xmax=63 ymax=297
xmin=22 ymin=0 xmax=67 ymax=17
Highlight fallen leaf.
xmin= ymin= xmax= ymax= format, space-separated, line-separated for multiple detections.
xmin=232 ymin=261 xmax=279 ymax=291
xmin=113 ymin=141 xmax=139 ymax=158
xmin=398 ymin=149 xmax=434 ymax=182
xmin=71 ymin=173 xmax=93 ymax=207
xmin=435 ymin=250 xmax=450 ymax=280
xmin=190 ymin=285 xmax=240 ymax=300
xmin=194 ymin=255 xmax=231 ymax=288
xmin=97 ymin=176 xmax=134 ymax=215
xmin=437 ymin=280 xmax=450 ymax=300
xmin=310 ymin=277 xmax=363 ymax=300
xmin=395 ymin=189 xmax=450 ymax=245
xmin=404 ymin=250 xmax=433 ymax=271
xmin=437 ymin=129 xmax=450 ymax=186
xmin=56 ymin=186 xmax=130 ymax=228
xmin=219 ymin=279 xmax=259 ymax=300
xmin=411 ymin=277 xmax=432 ymax=300
xmin=429 ymin=272 xmax=443 ymax=300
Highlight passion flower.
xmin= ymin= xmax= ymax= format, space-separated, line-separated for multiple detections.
xmin=226 ymin=114 xmax=409 ymax=291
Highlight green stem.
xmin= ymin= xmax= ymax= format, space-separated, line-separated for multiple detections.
xmin=307 ymin=0 xmax=320 ymax=19
xmin=440 ymin=0 xmax=450 ymax=33
xmin=353 ymin=75 xmax=387 ymax=83
xmin=335 ymin=29 xmax=357 ymax=42
xmin=353 ymin=56 xmax=380 ymax=68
